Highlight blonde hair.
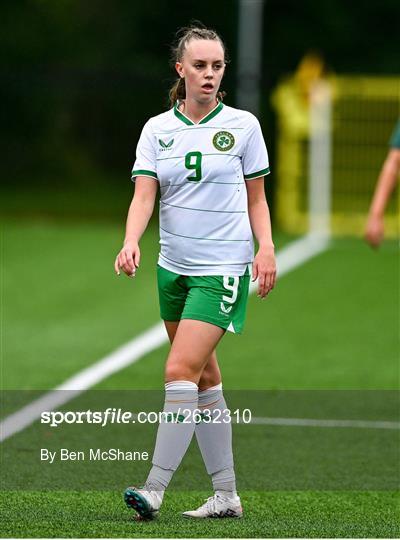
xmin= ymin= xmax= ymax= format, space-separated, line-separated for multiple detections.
xmin=168 ymin=23 xmax=228 ymax=108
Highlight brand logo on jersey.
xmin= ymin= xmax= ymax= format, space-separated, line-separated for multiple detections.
xmin=159 ymin=138 xmax=174 ymax=151
xmin=213 ymin=131 xmax=235 ymax=152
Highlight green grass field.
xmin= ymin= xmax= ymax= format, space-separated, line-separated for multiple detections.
xmin=1 ymin=219 xmax=399 ymax=537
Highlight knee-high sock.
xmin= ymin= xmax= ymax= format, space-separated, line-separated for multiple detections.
xmin=146 ymin=380 xmax=198 ymax=491
xmin=195 ymin=383 xmax=237 ymax=493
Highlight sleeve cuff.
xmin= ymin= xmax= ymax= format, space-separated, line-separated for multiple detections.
xmin=244 ymin=167 xmax=270 ymax=180
xmin=131 ymin=169 xmax=158 ymax=180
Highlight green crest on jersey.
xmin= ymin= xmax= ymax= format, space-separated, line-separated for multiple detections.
xmin=213 ymin=131 xmax=235 ymax=152
xmin=159 ymin=138 xmax=174 ymax=150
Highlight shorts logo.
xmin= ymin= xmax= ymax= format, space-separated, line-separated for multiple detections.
xmin=213 ymin=131 xmax=235 ymax=152
xmin=220 ymin=302 xmax=232 ymax=314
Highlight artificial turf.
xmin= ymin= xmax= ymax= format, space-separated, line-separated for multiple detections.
xmin=0 ymin=490 xmax=398 ymax=538
xmin=1 ymin=219 xmax=398 ymax=537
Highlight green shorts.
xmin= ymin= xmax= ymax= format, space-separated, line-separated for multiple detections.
xmin=157 ymin=264 xmax=251 ymax=334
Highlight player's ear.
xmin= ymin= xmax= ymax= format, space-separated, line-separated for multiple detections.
xmin=175 ymin=62 xmax=184 ymax=79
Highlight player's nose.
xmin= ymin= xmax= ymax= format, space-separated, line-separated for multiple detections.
xmin=205 ymin=66 xmax=213 ymax=78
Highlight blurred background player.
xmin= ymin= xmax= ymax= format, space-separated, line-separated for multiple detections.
xmin=365 ymin=119 xmax=400 ymax=248
xmin=114 ymin=24 xmax=276 ymax=520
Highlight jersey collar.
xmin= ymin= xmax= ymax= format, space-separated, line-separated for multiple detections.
xmin=174 ymin=100 xmax=224 ymax=126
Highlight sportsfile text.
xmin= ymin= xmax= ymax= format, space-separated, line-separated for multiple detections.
xmin=40 ymin=407 xmax=252 ymax=427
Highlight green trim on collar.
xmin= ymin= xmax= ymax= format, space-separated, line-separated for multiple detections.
xmin=174 ymin=100 xmax=224 ymax=126
xmin=173 ymin=102 xmax=194 ymax=125
xmin=199 ymin=100 xmax=224 ymax=124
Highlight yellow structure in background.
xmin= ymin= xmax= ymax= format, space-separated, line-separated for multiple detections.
xmin=272 ymin=56 xmax=399 ymax=236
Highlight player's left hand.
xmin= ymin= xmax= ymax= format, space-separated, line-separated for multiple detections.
xmin=252 ymin=246 xmax=277 ymax=299
xmin=365 ymin=214 xmax=384 ymax=248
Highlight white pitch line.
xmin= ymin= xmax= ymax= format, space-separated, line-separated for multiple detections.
xmin=0 ymin=324 xmax=166 ymax=443
xmin=0 ymin=233 xmax=329 ymax=443
xmin=242 ymin=417 xmax=400 ymax=430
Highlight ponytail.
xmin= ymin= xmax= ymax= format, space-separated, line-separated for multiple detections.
xmin=168 ymin=77 xmax=186 ymax=108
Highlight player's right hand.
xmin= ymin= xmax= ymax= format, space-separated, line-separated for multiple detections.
xmin=114 ymin=241 xmax=140 ymax=277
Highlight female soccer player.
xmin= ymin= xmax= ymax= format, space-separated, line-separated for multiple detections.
xmin=114 ymin=24 xmax=276 ymax=520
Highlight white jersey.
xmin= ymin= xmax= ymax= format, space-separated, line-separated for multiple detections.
xmin=131 ymin=100 xmax=270 ymax=276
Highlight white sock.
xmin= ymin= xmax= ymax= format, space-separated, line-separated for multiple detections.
xmin=215 ymin=489 xmax=238 ymax=499
xmin=146 ymin=380 xmax=198 ymax=491
xmin=195 ymin=383 xmax=237 ymax=493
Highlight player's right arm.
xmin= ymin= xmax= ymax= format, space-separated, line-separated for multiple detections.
xmin=114 ymin=176 xmax=158 ymax=276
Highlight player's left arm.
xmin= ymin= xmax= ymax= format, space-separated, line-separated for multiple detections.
xmin=246 ymin=178 xmax=276 ymax=298
xmin=365 ymin=148 xmax=400 ymax=248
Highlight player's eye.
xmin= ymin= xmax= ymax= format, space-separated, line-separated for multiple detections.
xmin=213 ymin=64 xmax=223 ymax=70
xmin=194 ymin=64 xmax=204 ymax=69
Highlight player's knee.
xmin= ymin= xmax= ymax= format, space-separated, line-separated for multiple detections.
xmin=164 ymin=355 xmax=198 ymax=383
xmin=199 ymin=357 xmax=221 ymax=390
xmin=199 ymin=365 xmax=220 ymax=389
